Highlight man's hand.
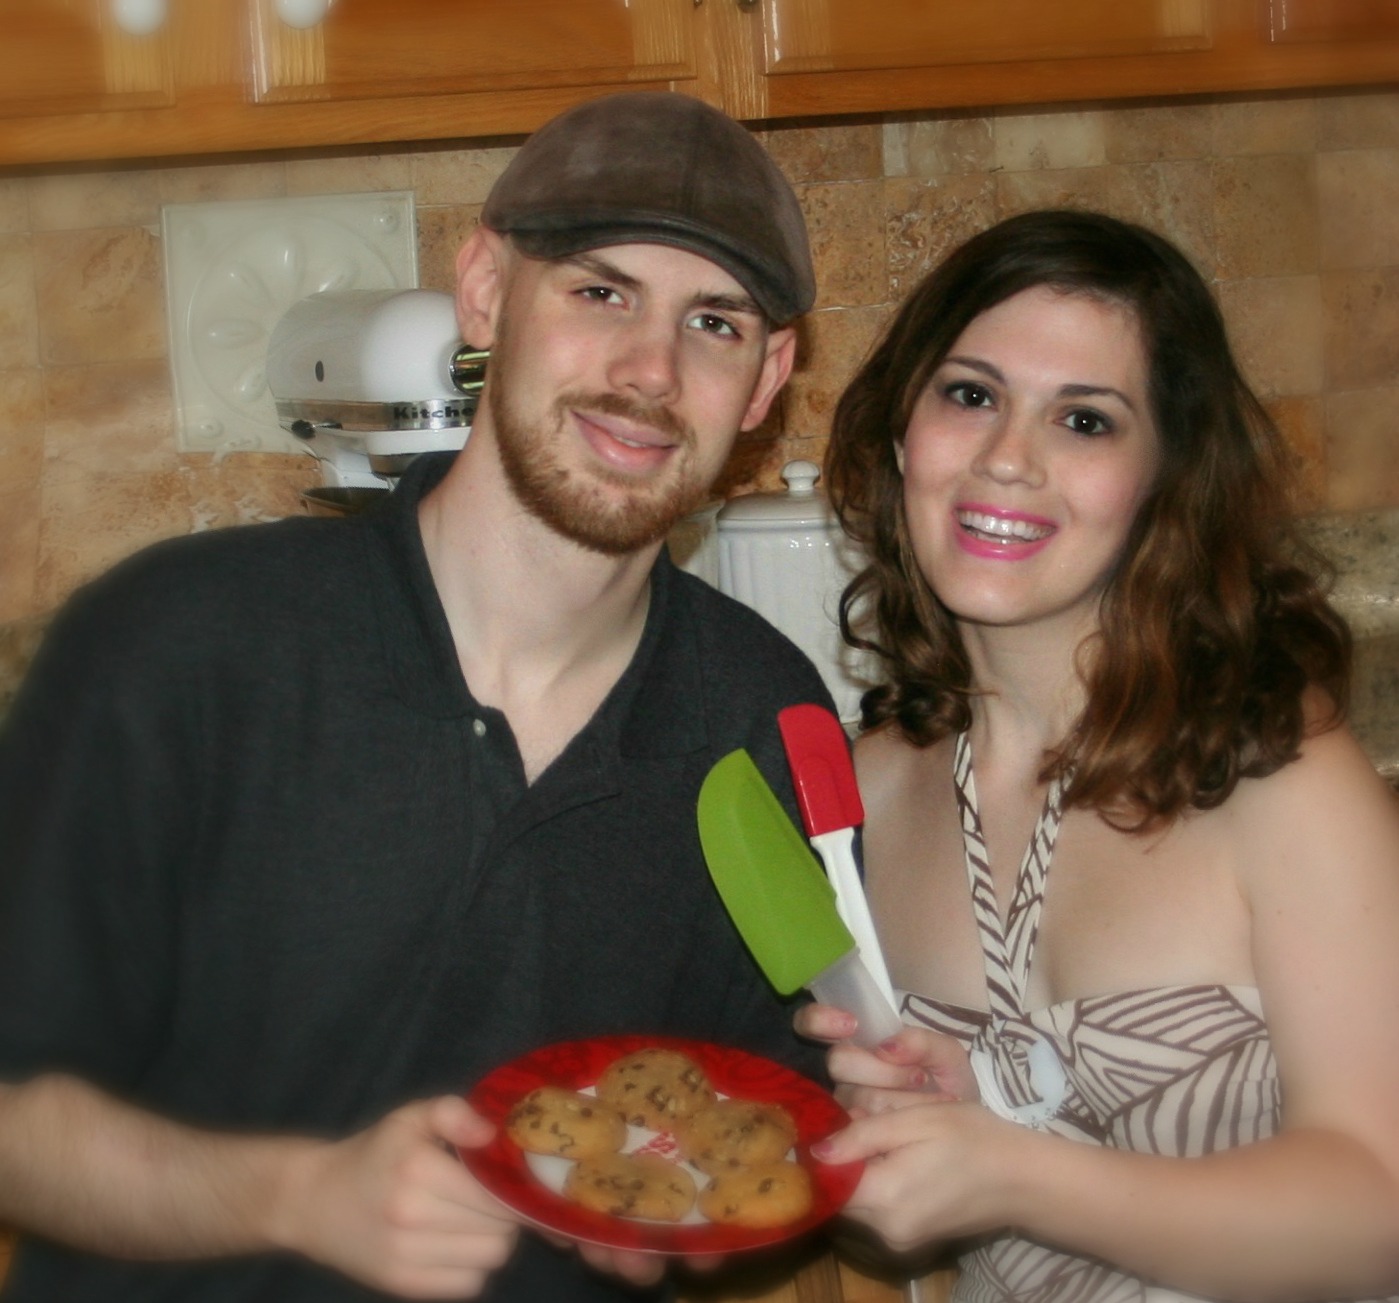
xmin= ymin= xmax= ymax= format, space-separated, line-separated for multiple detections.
xmin=272 ymin=1095 xmax=520 ymax=1299
xmin=537 ymin=1223 xmax=729 ymax=1288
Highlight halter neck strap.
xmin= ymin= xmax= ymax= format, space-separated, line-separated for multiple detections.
xmin=952 ymin=730 xmax=1067 ymax=1018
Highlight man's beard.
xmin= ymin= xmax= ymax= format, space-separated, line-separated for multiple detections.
xmin=491 ymin=380 xmax=712 ymax=557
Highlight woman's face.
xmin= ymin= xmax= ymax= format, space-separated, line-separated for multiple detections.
xmin=898 ymin=285 xmax=1161 ymax=639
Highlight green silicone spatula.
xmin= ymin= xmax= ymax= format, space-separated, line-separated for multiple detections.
xmin=698 ymin=748 xmax=904 ymax=1047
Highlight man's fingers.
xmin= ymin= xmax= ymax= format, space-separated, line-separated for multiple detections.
xmin=577 ymin=1242 xmax=667 ymax=1287
xmin=422 ymin=1095 xmax=496 ymax=1150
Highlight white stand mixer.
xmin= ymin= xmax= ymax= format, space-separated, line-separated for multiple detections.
xmin=266 ymin=289 xmax=486 ymax=496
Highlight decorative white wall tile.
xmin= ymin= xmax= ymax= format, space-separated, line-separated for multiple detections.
xmin=162 ymin=192 xmax=418 ymax=455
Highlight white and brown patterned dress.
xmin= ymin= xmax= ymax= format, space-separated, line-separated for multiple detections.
xmin=900 ymin=732 xmax=1393 ymax=1303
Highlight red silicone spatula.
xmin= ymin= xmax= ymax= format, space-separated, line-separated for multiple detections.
xmin=778 ymin=703 xmax=898 ymax=1011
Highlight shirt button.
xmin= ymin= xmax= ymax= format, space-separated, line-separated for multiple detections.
xmin=472 ymin=718 xmax=487 ymax=738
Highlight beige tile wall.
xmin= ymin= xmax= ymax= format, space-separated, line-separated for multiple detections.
xmin=0 ymin=88 xmax=1396 ymax=625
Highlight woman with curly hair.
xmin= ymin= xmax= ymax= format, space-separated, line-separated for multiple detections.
xmin=801 ymin=209 xmax=1399 ymax=1300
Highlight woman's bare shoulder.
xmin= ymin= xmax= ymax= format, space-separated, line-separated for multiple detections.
xmin=853 ymin=721 xmax=952 ymax=808
xmin=1225 ymin=709 xmax=1399 ymax=897
xmin=1240 ymin=712 xmax=1389 ymax=812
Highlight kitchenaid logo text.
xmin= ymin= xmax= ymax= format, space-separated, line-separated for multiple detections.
xmin=392 ymin=402 xmax=474 ymax=423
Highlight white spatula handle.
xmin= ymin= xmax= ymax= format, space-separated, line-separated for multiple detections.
xmin=811 ymin=827 xmax=898 ymax=1008
xmin=808 ymin=948 xmax=905 ymax=1049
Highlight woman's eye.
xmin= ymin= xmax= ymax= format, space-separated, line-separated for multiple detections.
xmin=945 ymin=381 xmax=993 ymax=408
xmin=578 ymin=285 xmax=623 ymax=305
xmin=1065 ymin=408 xmax=1114 ymax=436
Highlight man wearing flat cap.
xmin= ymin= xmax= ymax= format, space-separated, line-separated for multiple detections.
xmin=0 ymin=92 xmax=833 ymax=1302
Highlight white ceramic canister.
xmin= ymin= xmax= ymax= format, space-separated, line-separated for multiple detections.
xmin=715 ymin=459 xmax=876 ymax=723
xmin=666 ymin=498 xmax=723 ymax=588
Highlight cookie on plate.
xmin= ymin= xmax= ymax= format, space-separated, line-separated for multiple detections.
xmin=698 ymin=1160 xmax=814 ymax=1229
xmin=505 ymin=1085 xmax=628 ymax=1159
xmin=563 ymin=1151 xmax=697 ymax=1222
xmin=675 ymin=1099 xmax=798 ymax=1175
xmin=593 ymin=1048 xmax=717 ymax=1131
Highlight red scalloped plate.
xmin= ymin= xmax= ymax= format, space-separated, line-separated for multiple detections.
xmin=460 ymin=1034 xmax=862 ymax=1255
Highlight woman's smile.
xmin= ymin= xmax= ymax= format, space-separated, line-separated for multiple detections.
xmin=954 ymin=504 xmax=1056 ymax=558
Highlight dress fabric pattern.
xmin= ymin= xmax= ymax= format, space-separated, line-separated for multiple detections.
xmin=900 ymin=732 xmax=1395 ymax=1303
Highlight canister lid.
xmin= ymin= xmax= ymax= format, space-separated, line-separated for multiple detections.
xmin=716 ymin=459 xmax=834 ymax=527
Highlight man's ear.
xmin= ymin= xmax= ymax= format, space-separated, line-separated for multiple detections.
xmin=454 ymin=226 xmax=509 ymax=348
xmin=739 ymin=326 xmax=798 ymax=433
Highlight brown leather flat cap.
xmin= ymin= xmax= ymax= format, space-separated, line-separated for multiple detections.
xmin=481 ymin=91 xmax=814 ymax=325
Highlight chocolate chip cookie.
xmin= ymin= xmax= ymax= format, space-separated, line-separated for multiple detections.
xmin=563 ymin=1151 xmax=698 ymax=1222
xmin=593 ymin=1048 xmax=716 ymax=1131
xmin=698 ymin=1160 xmax=814 ymax=1228
xmin=505 ymin=1085 xmax=628 ymax=1159
xmin=675 ymin=1099 xmax=798 ymax=1175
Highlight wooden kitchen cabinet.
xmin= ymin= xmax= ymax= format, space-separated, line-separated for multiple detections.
xmin=1266 ymin=0 xmax=1399 ymax=44
xmin=0 ymin=0 xmax=177 ymax=122
xmin=246 ymin=0 xmax=691 ymax=108
xmin=696 ymin=0 xmax=1399 ymax=121
xmin=0 ymin=0 xmax=696 ymax=167
xmin=3 ymin=0 xmax=1397 ymax=170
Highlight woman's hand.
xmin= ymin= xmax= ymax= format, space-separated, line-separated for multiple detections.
xmin=797 ymin=1004 xmax=1011 ymax=1254
xmin=795 ymin=1003 xmax=979 ymax=1110
xmin=811 ymin=1097 xmax=1029 ymax=1253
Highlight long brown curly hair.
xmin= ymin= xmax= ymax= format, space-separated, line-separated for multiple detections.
xmin=826 ymin=209 xmax=1351 ymax=828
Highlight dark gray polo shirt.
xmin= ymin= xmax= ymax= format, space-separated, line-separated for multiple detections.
xmin=0 ymin=452 xmax=834 ymax=1302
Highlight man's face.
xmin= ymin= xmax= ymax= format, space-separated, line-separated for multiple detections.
xmin=478 ymin=239 xmax=794 ymax=555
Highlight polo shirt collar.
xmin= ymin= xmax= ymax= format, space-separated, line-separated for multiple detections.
xmin=365 ymin=452 xmax=711 ymax=762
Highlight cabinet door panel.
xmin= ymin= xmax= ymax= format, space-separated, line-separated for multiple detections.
xmin=764 ymin=0 xmax=1211 ymax=75
xmin=251 ymin=0 xmax=693 ymax=104
xmin=1267 ymin=0 xmax=1399 ymax=42
xmin=0 ymin=0 xmax=174 ymax=119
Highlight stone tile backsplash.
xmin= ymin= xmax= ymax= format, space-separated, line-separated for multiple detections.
xmin=1 ymin=88 xmax=1397 ymax=630
xmin=1304 ymin=509 xmax=1399 ymax=777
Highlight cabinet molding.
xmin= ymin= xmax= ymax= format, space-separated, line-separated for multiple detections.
xmin=1 ymin=0 xmax=1396 ymax=169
